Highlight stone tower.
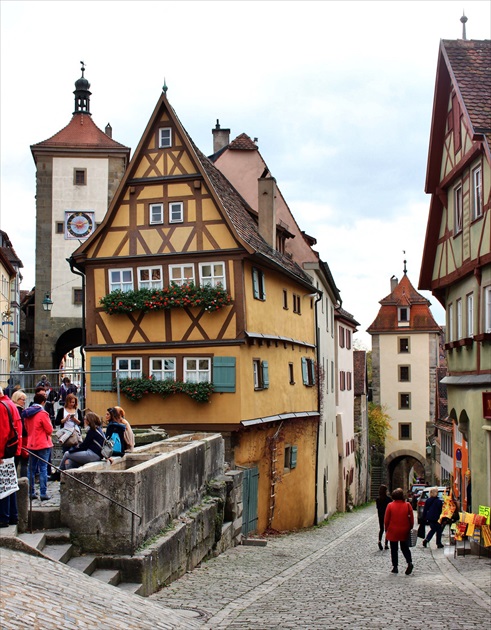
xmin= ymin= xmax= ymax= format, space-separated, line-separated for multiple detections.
xmin=30 ymin=63 xmax=130 ymax=371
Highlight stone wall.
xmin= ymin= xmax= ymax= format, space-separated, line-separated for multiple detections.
xmin=60 ymin=433 xmax=238 ymax=555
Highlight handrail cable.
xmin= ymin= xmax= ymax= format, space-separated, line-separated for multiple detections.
xmin=23 ymin=448 xmax=142 ymax=555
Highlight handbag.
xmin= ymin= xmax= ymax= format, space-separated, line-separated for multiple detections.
xmin=417 ymin=521 xmax=426 ymax=539
xmin=64 ymin=430 xmax=81 ymax=448
xmin=101 ymin=436 xmax=114 ymax=459
xmin=0 ymin=400 xmax=19 ymax=458
xmin=407 ymin=528 xmax=418 ymax=547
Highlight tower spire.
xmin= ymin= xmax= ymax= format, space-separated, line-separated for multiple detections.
xmin=460 ymin=11 xmax=468 ymax=40
xmin=73 ymin=61 xmax=92 ymax=115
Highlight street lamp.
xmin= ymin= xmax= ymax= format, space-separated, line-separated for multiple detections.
xmin=42 ymin=293 xmax=53 ymax=312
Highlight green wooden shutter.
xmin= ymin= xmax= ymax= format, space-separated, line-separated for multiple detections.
xmin=90 ymin=356 xmax=113 ymax=391
xmin=262 ymin=361 xmax=269 ymax=389
xmin=301 ymin=357 xmax=308 ymax=385
xmin=213 ymin=356 xmax=236 ymax=393
xmin=309 ymin=359 xmax=316 ymax=385
xmin=290 ymin=445 xmax=298 ymax=469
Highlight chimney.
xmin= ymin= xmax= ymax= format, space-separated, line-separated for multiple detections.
xmin=105 ymin=123 xmax=112 ymax=138
xmin=390 ymin=275 xmax=398 ymax=292
xmin=212 ymin=119 xmax=230 ymax=153
xmin=258 ymin=176 xmax=277 ymax=248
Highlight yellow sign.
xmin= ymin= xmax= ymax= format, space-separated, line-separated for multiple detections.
xmin=479 ymin=505 xmax=490 ymax=525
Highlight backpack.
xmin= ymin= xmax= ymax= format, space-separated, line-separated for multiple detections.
xmin=111 ymin=432 xmax=123 ymax=456
xmin=1 ymin=400 xmax=19 ymax=459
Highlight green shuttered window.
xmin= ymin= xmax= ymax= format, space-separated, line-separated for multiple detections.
xmin=213 ymin=356 xmax=236 ymax=393
xmin=90 ymin=356 xmax=113 ymax=391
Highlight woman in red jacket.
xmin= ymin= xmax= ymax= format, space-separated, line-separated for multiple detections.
xmin=384 ymin=487 xmax=414 ymax=575
xmin=23 ymin=392 xmax=53 ymax=501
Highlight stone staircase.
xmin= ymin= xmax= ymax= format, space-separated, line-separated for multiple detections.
xmin=370 ymin=465 xmax=382 ymax=499
xmin=17 ymin=528 xmax=144 ymax=595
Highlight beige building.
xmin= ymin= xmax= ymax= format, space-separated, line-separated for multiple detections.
xmin=0 ymin=231 xmax=23 ymax=383
xmin=368 ymin=271 xmax=442 ymax=491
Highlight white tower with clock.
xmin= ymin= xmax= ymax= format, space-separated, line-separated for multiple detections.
xmin=30 ymin=64 xmax=130 ymax=371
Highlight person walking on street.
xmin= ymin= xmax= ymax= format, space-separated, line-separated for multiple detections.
xmin=422 ymin=487 xmax=444 ymax=548
xmin=0 ymin=386 xmax=22 ymax=527
xmin=384 ymin=487 xmax=414 ymax=575
xmin=376 ymin=484 xmax=392 ymax=550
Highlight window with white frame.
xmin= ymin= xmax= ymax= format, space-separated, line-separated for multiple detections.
xmin=455 ymin=423 xmax=463 ymax=446
xmin=454 ymin=185 xmax=463 ymax=234
xmin=116 ymin=357 xmax=142 ymax=379
xmin=150 ymin=203 xmax=164 ymax=224
xmin=456 ymin=298 xmax=462 ymax=339
xmin=472 ymin=165 xmax=482 ymax=220
xmin=485 ymin=286 xmax=491 ymax=333
xmin=169 ymin=264 xmax=195 ymax=286
xmin=109 ymin=269 xmax=133 ymax=293
xmin=398 ymin=306 xmax=410 ymax=325
xmin=448 ymin=303 xmax=454 ymax=341
xmin=199 ymin=262 xmax=226 ymax=288
xmin=169 ymin=202 xmax=184 ymax=223
xmin=252 ymin=267 xmax=266 ymax=300
xmin=184 ymin=357 xmax=211 ymax=383
xmin=466 ymin=293 xmax=474 ymax=337
xmin=159 ymin=128 xmax=172 ymax=148
xmin=150 ymin=357 xmax=176 ymax=381
xmin=138 ymin=266 xmax=163 ymax=290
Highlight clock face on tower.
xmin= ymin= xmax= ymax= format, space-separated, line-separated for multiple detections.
xmin=65 ymin=211 xmax=95 ymax=239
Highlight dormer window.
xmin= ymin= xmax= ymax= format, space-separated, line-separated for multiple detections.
xmin=159 ymin=128 xmax=172 ymax=148
xmin=398 ymin=306 xmax=410 ymax=326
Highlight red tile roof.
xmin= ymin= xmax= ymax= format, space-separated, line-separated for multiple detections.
xmin=31 ymin=114 xmax=129 ymax=152
xmin=228 ymin=133 xmax=258 ymax=151
xmin=368 ymin=274 xmax=441 ymax=333
xmin=442 ymin=40 xmax=491 ymax=140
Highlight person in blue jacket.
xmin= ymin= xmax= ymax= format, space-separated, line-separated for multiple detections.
xmin=422 ymin=487 xmax=444 ymax=548
xmin=104 ymin=407 xmax=127 ymax=457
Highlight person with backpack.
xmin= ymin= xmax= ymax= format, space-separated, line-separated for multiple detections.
xmin=104 ymin=407 xmax=127 ymax=457
xmin=58 ymin=412 xmax=104 ymax=473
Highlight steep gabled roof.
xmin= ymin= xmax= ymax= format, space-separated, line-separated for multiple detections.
xmin=425 ymin=39 xmax=491 ymax=194
xmin=420 ymin=39 xmax=491 ymax=292
xmin=31 ymin=114 xmax=130 ymax=156
xmin=72 ymin=92 xmax=312 ymax=288
xmin=368 ymin=274 xmax=440 ymax=333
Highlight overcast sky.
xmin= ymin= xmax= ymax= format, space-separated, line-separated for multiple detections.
xmin=1 ymin=0 xmax=490 ymax=348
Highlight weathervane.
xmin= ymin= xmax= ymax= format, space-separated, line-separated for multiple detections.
xmin=403 ymin=251 xmax=407 ymax=275
xmin=80 ymin=60 xmax=86 ymax=76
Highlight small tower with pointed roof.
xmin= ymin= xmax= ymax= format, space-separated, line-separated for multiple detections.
xmin=367 ymin=267 xmax=443 ymax=493
xmin=29 ymin=65 xmax=131 ymax=371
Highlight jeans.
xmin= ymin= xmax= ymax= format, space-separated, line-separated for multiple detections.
xmin=0 ymin=492 xmax=18 ymax=524
xmin=60 ymin=449 xmax=100 ymax=470
xmin=390 ymin=540 xmax=412 ymax=568
xmin=426 ymin=520 xmax=443 ymax=546
xmin=28 ymin=448 xmax=51 ymax=498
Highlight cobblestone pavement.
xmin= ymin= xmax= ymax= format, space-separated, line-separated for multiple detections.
xmin=153 ymin=505 xmax=491 ymax=629
xmin=0 ymin=546 xmax=200 ymax=629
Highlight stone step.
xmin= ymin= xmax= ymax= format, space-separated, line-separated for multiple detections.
xmin=42 ymin=542 xmax=74 ymax=564
xmin=115 ymin=581 xmax=144 ymax=595
xmin=91 ymin=568 xmax=121 ymax=586
xmin=66 ymin=554 xmax=99 ymax=575
xmin=17 ymin=532 xmax=47 ymax=551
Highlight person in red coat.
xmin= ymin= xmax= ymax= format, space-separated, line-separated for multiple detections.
xmin=384 ymin=487 xmax=414 ymax=575
xmin=0 ymin=386 xmax=23 ymax=526
xmin=22 ymin=392 xmax=53 ymax=500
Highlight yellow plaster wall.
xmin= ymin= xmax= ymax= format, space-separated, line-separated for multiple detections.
xmin=234 ymin=419 xmax=317 ymax=532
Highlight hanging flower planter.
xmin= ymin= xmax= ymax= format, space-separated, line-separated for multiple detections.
xmin=116 ymin=376 xmax=214 ymax=403
xmin=100 ymin=282 xmax=232 ymax=315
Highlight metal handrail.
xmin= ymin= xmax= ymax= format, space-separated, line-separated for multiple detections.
xmin=23 ymin=448 xmax=142 ymax=555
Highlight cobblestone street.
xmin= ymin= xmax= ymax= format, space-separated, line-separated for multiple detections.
xmin=153 ymin=505 xmax=491 ymax=629
xmin=1 ymin=504 xmax=490 ymax=629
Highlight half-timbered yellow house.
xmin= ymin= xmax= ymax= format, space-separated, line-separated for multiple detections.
xmin=420 ymin=39 xmax=491 ymax=516
xmin=72 ymin=87 xmax=319 ymax=533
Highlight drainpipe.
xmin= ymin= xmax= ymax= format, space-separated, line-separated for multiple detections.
xmin=67 ymin=256 xmax=86 ymax=410
xmin=311 ymin=290 xmax=323 ymax=523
